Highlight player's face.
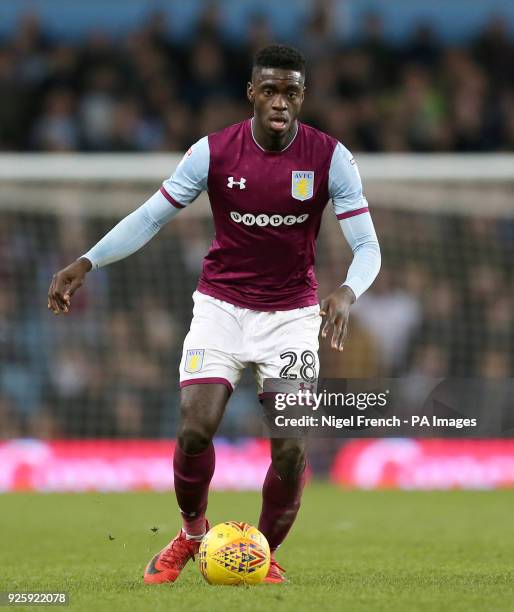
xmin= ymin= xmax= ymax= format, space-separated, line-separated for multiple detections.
xmin=248 ymin=68 xmax=305 ymax=138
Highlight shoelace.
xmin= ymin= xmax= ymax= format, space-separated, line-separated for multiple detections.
xmin=269 ymin=559 xmax=286 ymax=575
xmin=160 ymin=535 xmax=196 ymax=568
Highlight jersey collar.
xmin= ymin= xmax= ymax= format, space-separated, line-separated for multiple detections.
xmin=250 ymin=117 xmax=299 ymax=154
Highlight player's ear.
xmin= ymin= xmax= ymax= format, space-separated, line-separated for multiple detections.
xmin=247 ymin=81 xmax=255 ymax=104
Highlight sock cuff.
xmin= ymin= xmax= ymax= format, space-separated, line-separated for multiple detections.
xmin=183 ymin=528 xmax=206 ymax=541
xmin=175 ymin=442 xmax=215 ymax=460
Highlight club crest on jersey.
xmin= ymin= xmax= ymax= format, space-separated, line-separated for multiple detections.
xmin=185 ymin=349 xmax=204 ymax=373
xmin=291 ymin=171 xmax=314 ymax=201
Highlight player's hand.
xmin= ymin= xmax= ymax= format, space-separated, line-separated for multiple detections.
xmin=320 ymin=285 xmax=356 ymax=351
xmin=47 ymin=257 xmax=92 ymax=315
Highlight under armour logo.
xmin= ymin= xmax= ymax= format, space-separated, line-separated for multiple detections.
xmin=227 ymin=176 xmax=246 ymax=189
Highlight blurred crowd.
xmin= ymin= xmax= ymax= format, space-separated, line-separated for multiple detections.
xmin=0 ymin=205 xmax=512 ymax=440
xmin=1 ymin=3 xmax=513 ymax=443
xmin=0 ymin=5 xmax=514 ymax=153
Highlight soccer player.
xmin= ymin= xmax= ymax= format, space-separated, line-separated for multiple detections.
xmin=48 ymin=45 xmax=381 ymax=584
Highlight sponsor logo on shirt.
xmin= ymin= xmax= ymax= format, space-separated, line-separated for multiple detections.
xmin=291 ymin=171 xmax=314 ymax=201
xmin=230 ymin=211 xmax=309 ymax=227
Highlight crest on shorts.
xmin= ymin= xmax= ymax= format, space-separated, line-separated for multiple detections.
xmin=291 ymin=171 xmax=314 ymax=201
xmin=185 ymin=349 xmax=204 ymax=373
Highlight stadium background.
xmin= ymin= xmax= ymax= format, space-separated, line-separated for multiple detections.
xmin=0 ymin=0 xmax=513 ymax=492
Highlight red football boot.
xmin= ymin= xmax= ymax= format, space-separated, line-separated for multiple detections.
xmin=144 ymin=522 xmax=208 ymax=585
xmin=263 ymin=555 xmax=286 ymax=584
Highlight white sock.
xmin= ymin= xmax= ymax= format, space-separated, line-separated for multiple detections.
xmin=184 ymin=529 xmax=206 ymax=541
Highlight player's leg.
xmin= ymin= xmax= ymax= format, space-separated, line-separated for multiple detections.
xmin=253 ymin=304 xmax=321 ymax=582
xmin=173 ymin=290 xmax=243 ymax=538
xmin=258 ymin=437 xmax=307 ymax=555
xmin=145 ymin=383 xmax=230 ymax=585
xmin=173 ymin=383 xmax=230 ymax=537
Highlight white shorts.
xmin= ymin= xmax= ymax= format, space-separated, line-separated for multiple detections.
xmin=179 ymin=291 xmax=321 ymax=395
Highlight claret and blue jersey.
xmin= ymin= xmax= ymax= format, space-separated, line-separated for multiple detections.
xmin=160 ymin=118 xmax=369 ymax=311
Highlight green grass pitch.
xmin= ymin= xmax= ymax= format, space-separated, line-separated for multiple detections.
xmin=1 ymin=483 xmax=513 ymax=611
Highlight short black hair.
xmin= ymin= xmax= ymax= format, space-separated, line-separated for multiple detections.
xmin=253 ymin=44 xmax=306 ymax=76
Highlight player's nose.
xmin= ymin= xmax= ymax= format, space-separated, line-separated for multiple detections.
xmin=271 ymin=95 xmax=287 ymax=110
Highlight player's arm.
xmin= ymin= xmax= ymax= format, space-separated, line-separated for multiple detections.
xmin=48 ymin=137 xmax=209 ymax=315
xmin=320 ymin=142 xmax=381 ymax=350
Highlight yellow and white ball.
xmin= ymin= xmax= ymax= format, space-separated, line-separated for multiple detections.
xmin=198 ymin=522 xmax=270 ymax=585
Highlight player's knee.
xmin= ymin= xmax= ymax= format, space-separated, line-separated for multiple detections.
xmin=177 ymin=423 xmax=213 ymax=454
xmin=177 ymin=395 xmax=219 ymax=454
xmin=272 ymin=443 xmax=306 ymax=480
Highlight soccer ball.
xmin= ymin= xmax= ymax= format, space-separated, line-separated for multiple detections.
xmin=198 ymin=521 xmax=270 ymax=585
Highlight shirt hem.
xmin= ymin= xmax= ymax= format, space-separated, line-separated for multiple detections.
xmin=196 ymin=282 xmax=319 ymax=312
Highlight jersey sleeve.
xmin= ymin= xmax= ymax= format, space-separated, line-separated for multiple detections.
xmin=339 ymin=213 xmax=381 ymax=299
xmin=81 ymin=190 xmax=180 ymax=269
xmin=328 ymin=142 xmax=369 ymax=219
xmin=160 ymin=136 xmax=210 ymax=208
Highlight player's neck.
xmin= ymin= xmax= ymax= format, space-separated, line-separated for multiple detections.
xmin=251 ymin=117 xmax=298 ymax=152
